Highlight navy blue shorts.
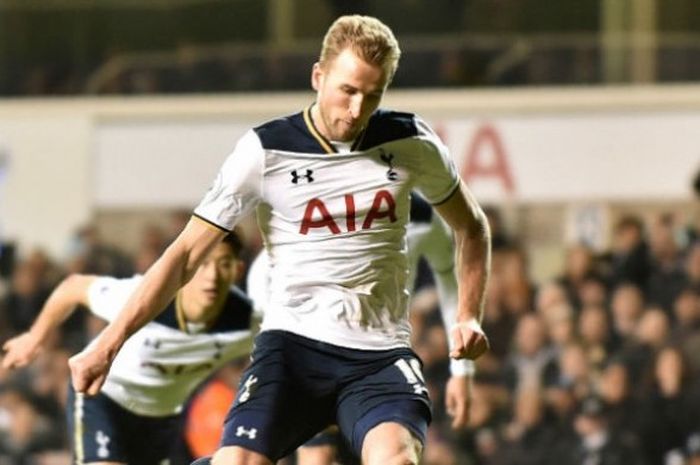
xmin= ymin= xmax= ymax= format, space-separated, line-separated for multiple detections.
xmin=220 ymin=330 xmax=432 ymax=461
xmin=66 ymin=384 xmax=180 ymax=464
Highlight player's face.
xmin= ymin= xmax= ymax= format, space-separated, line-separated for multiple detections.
xmin=312 ymin=48 xmax=389 ymax=142
xmin=183 ymin=242 xmax=240 ymax=314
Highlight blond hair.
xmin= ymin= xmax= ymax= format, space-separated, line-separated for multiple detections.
xmin=319 ymin=15 xmax=401 ymax=82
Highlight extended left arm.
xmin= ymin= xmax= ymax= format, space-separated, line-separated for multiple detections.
xmin=433 ymin=180 xmax=491 ymax=360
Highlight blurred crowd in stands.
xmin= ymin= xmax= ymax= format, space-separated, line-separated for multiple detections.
xmin=1 ymin=201 xmax=700 ymax=465
xmin=8 ymin=42 xmax=700 ymax=97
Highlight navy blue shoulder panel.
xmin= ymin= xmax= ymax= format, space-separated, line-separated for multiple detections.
xmin=154 ymin=301 xmax=179 ymax=329
xmin=208 ymin=286 xmax=253 ymax=333
xmin=409 ymin=192 xmax=433 ymax=224
xmin=253 ymin=112 xmax=327 ymax=154
xmin=358 ymin=109 xmax=418 ymax=151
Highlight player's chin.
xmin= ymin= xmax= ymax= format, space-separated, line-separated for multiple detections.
xmin=334 ymin=125 xmax=359 ymax=142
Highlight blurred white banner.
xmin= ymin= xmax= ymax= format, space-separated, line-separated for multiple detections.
xmin=95 ymin=111 xmax=700 ymax=206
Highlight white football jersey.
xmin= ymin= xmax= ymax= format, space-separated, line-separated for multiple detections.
xmin=195 ymin=107 xmax=459 ymax=350
xmin=248 ymin=193 xmax=474 ymax=375
xmin=87 ymin=276 xmax=254 ymax=416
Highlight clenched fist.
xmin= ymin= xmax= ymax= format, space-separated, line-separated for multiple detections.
xmin=449 ymin=318 xmax=489 ymax=360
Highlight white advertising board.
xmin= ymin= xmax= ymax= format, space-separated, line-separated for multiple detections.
xmin=95 ymin=110 xmax=700 ymax=206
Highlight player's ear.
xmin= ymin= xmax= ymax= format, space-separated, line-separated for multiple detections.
xmin=311 ymin=62 xmax=323 ymax=91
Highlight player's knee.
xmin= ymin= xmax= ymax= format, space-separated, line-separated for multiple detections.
xmin=212 ymin=446 xmax=273 ymax=465
xmin=361 ymin=423 xmax=422 ymax=465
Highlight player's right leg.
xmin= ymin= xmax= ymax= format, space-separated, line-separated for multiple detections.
xmin=360 ymin=419 xmax=423 ymax=465
xmin=336 ymin=352 xmax=432 ymax=465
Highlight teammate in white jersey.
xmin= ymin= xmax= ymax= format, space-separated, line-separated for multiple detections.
xmin=68 ymin=15 xmax=491 ymax=465
xmin=2 ymin=233 xmax=255 ymax=465
xmin=247 ymin=193 xmax=476 ymax=465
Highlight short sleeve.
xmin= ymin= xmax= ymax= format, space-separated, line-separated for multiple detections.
xmin=87 ymin=276 xmax=142 ymax=322
xmin=193 ymin=130 xmax=264 ymax=231
xmin=412 ymin=117 xmax=460 ymax=205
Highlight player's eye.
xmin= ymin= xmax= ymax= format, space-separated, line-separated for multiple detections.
xmin=217 ymin=259 xmax=234 ymax=269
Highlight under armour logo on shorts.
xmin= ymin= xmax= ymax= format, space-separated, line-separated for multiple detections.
xmin=236 ymin=426 xmax=258 ymax=439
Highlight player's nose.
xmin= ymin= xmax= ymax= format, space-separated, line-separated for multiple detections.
xmin=348 ymin=95 xmax=364 ymax=119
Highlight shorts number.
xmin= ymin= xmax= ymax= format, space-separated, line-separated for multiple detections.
xmin=394 ymin=358 xmax=426 ymax=384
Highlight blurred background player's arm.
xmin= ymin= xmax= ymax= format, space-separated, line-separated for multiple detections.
xmin=68 ymin=217 xmax=226 ymax=395
xmin=2 ymin=274 xmax=96 ymax=369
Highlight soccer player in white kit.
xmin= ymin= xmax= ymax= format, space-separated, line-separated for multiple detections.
xmin=68 ymin=15 xmax=491 ymax=465
xmin=2 ymin=233 xmax=255 ymax=465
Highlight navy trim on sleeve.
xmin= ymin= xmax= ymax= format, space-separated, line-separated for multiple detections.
xmin=431 ymin=182 xmax=461 ymax=207
xmin=192 ymin=213 xmax=231 ymax=233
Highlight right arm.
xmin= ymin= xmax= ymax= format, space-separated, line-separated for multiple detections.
xmin=69 ymin=218 xmax=226 ymax=395
xmin=2 ymin=274 xmax=96 ymax=369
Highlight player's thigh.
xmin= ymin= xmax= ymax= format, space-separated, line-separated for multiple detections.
xmin=335 ymin=353 xmax=432 ymax=457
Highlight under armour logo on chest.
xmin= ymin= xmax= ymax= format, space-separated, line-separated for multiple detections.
xmin=379 ymin=150 xmax=398 ymax=181
xmin=291 ymin=169 xmax=314 ymax=184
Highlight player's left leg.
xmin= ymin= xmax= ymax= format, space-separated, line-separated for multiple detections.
xmin=335 ymin=351 xmax=431 ymax=465
xmin=361 ymin=421 xmax=423 ymax=465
